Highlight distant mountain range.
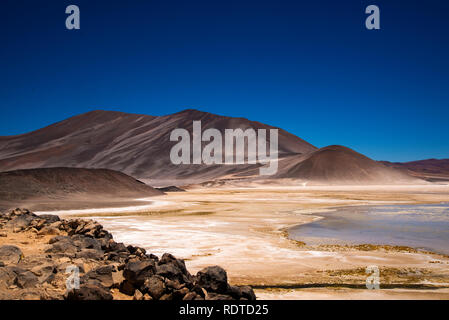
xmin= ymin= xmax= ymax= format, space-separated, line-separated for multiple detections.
xmin=381 ymin=159 xmax=449 ymax=182
xmin=0 ymin=109 xmax=445 ymax=186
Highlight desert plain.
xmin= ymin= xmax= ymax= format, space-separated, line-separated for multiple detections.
xmin=29 ymin=183 xmax=449 ymax=300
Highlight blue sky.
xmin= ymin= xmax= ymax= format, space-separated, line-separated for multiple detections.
xmin=1 ymin=0 xmax=448 ymax=161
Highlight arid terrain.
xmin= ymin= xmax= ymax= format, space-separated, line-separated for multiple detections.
xmin=0 ymin=208 xmax=256 ymax=300
xmin=0 ymin=168 xmax=163 ymax=211
xmin=32 ymin=183 xmax=449 ymax=300
xmin=1 ymin=110 xmax=448 ymax=300
xmin=3 ymin=110 xmax=444 ymax=187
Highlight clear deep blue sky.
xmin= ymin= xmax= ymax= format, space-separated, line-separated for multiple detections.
xmin=1 ymin=0 xmax=448 ymax=162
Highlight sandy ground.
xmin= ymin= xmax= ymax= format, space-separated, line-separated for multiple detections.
xmin=37 ymin=184 xmax=449 ymax=300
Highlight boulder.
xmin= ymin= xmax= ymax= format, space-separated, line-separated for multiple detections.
xmin=127 ymin=245 xmax=146 ymax=256
xmin=30 ymin=263 xmax=57 ymax=284
xmin=147 ymin=253 xmax=159 ymax=262
xmin=38 ymin=214 xmax=60 ymax=224
xmin=196 ymin=266 xmax=228 ymax=294
xmin=73 ymin=220 xmax=103 ymax=238
xmin=48 ymin=235 xmax=70 ymax=244
xmin=0 ymin=245 xmax=23 ymax=265
xmin=240 ymin=285 xmax=257 ymax=300
xmin=227 ymin=285 xmax=243 ymax=299
xmin=123 ymin=260 xmax=156 ymax=287
xmin=65 ymin=284 xmax=113 ymax=300
xmin=165 ymin=278 xmax=183 ymax=290
xmin=0 ymin=267 xmax=17 ymax=289
xmin=107 ymin=241 xmax=129 ymax=253
xmin=45 ymin=238 xmax=78 ymax=256
xmin=159 ymin=253 xmax=189 ymax=275
xmin=75 ymin=249 xmax=104 ymax=261
xmin=119 ymin=280 xmax=135 ymax=296
xmin=29 ymin=219 xmax=46 ymax=231
xmin=7 ymin=208 xmax=34 ymax=218
xmin=82 ymin=265 xmax=115 ymax=288
xmin=141 ymin=275 xmax=165 ymax=300
xmin=5 ymin=214 xmax=37 ymax=230
xmin=156 ymin=261 xmax=190 ymax=283
xmin=72 ymin=235 xmax=102 ymax=251
xmin=111 ymin=270 xmax=124 ymax=288
xmin=15 ymin=270 xmax=39 ymax=289
xmin=37 ymin=226 xmax=60 ymax=236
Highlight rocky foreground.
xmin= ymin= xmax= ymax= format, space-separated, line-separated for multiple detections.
xmin=0 ymin=208 xmax=256 ymax=300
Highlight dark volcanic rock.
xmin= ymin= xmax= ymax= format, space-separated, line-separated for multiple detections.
xmin=107 ymin=241 xmax=129 ymax=253
xmin=123 ymin=260 xmax=156 ymax=287
xmin=156 ymin=263 xmax=185 ymax=283
xmin=75 ymin=249 xmax=104 ymax=260
xmin=156 ymin=253 xmax=191 ymax=283
xmin=37 ymin=226 xmax=60 ymax=236
xmin=72 ymin=235 xmax=102 ymax=251
xmin=15 ymin=270 xmax=39 ymax=289
xmin=0 ymin=267 xmax=17 ymax=289
xmin=196 ymin=266 xmax=228 ymax=294
xmin=65 ymin=284 xmax=113 ymax=300
xmin=0 ymin=208 xmax=256 ymax=301
xmin=82 ymin=265 xmax=115 ymax=288
xmin=141 ymin=275 xmax=165 ymax=300
xmin=0 ymin=245 xmax=23 ymax=265
xmin=119 ymin=280 xmax=135 ymax=296
xmin=30 ymin=263 xmax=57 ymax=284
xmin=38 ymin=214 xmax=60 ymax=224
xmin=5 ymin=214 xmax=37 ymax=230
xmin=227 ymin=285 xmax=243 ymax=299
xmin=240 ymin=285 xmax=257 ymax=300
xmin=45 ymin=238 xmax=78 ymax=256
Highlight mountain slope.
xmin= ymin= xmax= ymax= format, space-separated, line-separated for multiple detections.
xmin=275 ymin=145 xmax=422 ymax=184
xmin=0 ymin=167 xmax=163 ymax=203
xmin=0 ymin=109 xmax=317 ymax=184
xmin=381 ymin=159 xmax=449 ymax=182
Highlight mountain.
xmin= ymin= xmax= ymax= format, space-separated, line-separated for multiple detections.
xmin=0 ymin=109 xmax=427 ymax=186
xmin=381 ymin=159 xmax=449 ymax=182
xmin=0 ymin=109 xmax=317 ymax=185
xmin=274 ymin=145 xmax=422 ymax=184
xmin=0 ymin=168 xmax=163 ymax=204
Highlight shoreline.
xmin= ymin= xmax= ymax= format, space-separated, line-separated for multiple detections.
xmin=285 ymin=203 xmax=449 ymax=257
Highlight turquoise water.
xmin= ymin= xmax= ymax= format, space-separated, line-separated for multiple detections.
xmin=289 ymin=203 xmax=449 ymax=255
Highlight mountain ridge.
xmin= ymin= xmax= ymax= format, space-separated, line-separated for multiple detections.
xmin=0 ymin=109 xmax=316 ymax=184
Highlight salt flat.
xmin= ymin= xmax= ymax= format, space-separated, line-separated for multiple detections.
xmin=43 ymin=184 xmax=449 ymax=299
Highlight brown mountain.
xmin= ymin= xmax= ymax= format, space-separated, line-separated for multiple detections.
xmin=0 ymin=167 xmax=164 ymax=210
xmin=274 ymin=145 xmax=422 ymax=184
xmin=381 ymin=159 xmax=449 ymax=182
xmin=0 ymin=109 xmax=316 ymax=185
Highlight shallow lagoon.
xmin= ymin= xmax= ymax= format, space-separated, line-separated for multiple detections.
xmin=289 ymin=203 xmax=449 ymax=255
